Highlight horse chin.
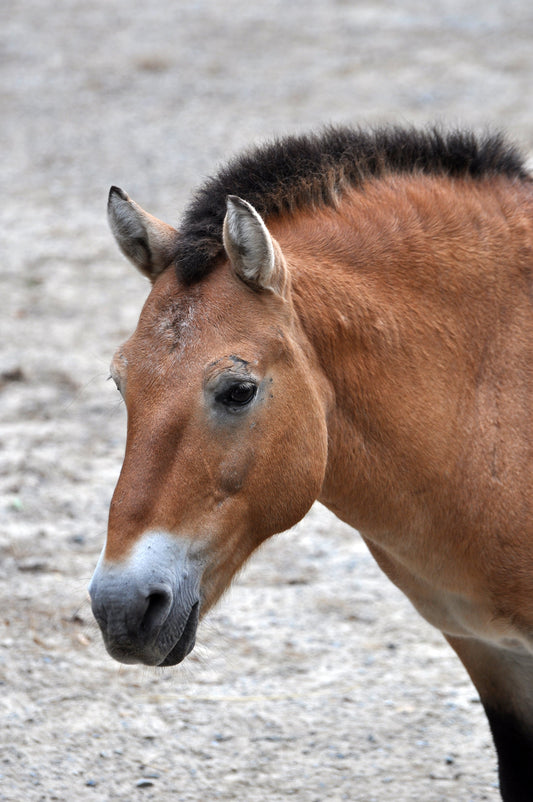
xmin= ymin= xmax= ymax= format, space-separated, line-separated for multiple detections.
xmin=158 ymin=600 xmax=200 ymax=667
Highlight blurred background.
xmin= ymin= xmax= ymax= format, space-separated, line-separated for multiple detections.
xmin=1 ymin=1 xmax=532 ymax=800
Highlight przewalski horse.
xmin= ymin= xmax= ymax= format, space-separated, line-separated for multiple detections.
xmin=89 ymin=127 xmax=533 ymax=801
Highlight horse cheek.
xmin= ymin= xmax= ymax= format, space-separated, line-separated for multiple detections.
xmin=252 ymin=390 xmax=328 ymax=536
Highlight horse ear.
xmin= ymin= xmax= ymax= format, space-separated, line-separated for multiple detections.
xmin=107 ymin=186 xmax=178 ymax=281
xmin=223 ymin=196 xmax=287 ymax=294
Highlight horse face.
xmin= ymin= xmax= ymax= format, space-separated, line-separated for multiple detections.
xmin=89 ymin=196 xmax=329 ymax=666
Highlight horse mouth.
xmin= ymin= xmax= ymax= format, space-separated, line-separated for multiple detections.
xmin=158 ymin=601 xmax=200 ymax=666
xmin=98 ymin=598 xmax=201 ymax=668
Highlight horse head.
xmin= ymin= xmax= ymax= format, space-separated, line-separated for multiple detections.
xmin=89 ymin=188 xmax=330 ymax=665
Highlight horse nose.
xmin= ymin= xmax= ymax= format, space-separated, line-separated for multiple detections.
xmin=89 ymin=573 xmax=174 ymax=663
xmin=90 ymin=580 xmax=173 ymax=639
xmin=88 ymin=532 xmax=202 ymax=666
xmin=138 ymin=585 xmax=174 ymax=633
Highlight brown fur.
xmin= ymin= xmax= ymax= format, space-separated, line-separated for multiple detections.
xmin=94 ymin=130 xmax=533 ymax=801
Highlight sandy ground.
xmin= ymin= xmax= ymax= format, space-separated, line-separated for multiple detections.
xmin=2 ymin=1 xmax=533 ymax=800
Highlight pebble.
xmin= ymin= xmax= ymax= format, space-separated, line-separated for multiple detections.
xmin=16 ymin=559 xmax=47 ymax=573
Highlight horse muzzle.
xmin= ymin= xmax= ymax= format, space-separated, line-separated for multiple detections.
xmin=88 ymin=531 xmax=202 ymax=666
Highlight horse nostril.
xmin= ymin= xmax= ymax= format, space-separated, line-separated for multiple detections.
xmin=140 ymin=586 xmax=173 ymax=634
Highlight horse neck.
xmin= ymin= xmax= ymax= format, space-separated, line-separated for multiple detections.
xmin=276 ymin=176 xmax=533 ymax=537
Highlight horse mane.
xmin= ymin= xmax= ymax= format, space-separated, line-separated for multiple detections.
xmin=174 ymin=125 xmax=530 ymax=284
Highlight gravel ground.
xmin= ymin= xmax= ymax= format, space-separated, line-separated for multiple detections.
xmin=2 ymin=1 xmax=533 ymax=800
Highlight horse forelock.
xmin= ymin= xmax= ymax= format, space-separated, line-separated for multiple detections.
xmin=173 ymin=125 xmax=531 ymax=286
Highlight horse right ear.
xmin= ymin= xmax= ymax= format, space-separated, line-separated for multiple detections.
xmin=107 ymin=187 xmax=179 ymax=281
xmin=223 ymin=196 xmax=289 ymax=295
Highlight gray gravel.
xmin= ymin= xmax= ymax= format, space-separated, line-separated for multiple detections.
xmin=2 ymin=1 xmax=533 ymax=799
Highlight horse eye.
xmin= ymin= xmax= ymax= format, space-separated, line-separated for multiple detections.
xmin=108 ymin=374 xmax=122 ymax=395
xmin=219 ymin=381 xmax=257 ymax=409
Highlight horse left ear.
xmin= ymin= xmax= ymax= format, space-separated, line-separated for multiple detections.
xmin=107 ymin=186 xmax=179 ymax=281
xmin=223 ymin=196 xmax=288 ymax=294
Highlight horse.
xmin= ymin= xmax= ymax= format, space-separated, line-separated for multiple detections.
xmin=88 ymin=126 xmax=533 ymax=801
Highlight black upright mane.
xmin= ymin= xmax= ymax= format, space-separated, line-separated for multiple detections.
xmin=175 ymin=125 xmax=529 ymax=284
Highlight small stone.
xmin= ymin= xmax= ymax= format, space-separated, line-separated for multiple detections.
xmin=17 ymin=559 xmax=47 ymax=573
xmin=1 ymin=367 xmax=25 ymax=383
xmin=136 ymin=779 xmax=155 ymax=788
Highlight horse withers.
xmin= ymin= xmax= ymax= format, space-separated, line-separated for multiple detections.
xmin=88 ymin=127 xmax=533 ymax=801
